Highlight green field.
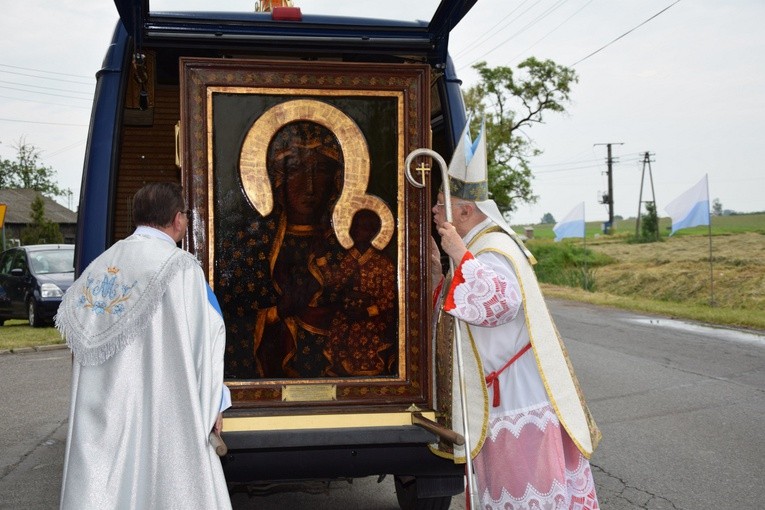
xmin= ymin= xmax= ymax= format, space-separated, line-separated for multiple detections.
xmin=515 ymin=212 xmax=765 ymax=240
xmin=518 ymin=212 xmax=765 ymax=330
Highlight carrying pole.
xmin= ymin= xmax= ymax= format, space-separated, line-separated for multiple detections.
xmin=404 ymin=148 xmax=478 ymax=510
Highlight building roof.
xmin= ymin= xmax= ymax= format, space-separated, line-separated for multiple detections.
xmin=0 ymin=189 xmax=77 ymax=225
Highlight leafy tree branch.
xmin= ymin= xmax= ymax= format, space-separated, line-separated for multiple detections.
xmin=463 ymin=58 xmax=578 ymax=216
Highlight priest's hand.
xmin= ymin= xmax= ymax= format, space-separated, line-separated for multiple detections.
xmin=213 ymin=412 xmax=223 ymax=435
xmin=436 ymin=222 xmax=467 ymax=263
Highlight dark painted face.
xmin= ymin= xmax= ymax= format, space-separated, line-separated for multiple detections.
xmin=349 ymin=209 xmax=381 ymax=247
xmin=282 ymin=150 xmax=340 ymax=224
xmin=268 ymin=121 xmax=343 ymax=225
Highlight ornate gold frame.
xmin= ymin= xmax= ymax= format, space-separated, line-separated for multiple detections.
xmin=180 ymin=58 xmax=431 ymax=409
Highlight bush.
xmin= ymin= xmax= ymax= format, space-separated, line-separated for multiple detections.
xmin=526 ymin=240 xmax=612 ymax=291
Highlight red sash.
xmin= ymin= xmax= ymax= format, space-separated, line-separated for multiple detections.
xmin=485 ymin=342 xmax=532 ymax=407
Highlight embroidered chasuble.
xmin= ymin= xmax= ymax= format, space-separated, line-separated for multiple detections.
xmin=433 ymin=220 xmax=600 ymax=510
xmin=56 ymin=233 xmax=231 ymax=509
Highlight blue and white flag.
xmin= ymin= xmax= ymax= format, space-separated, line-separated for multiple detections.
xmin=553 ymin=202 xmax=585 ymax=241
xmin=664 ymin=175 xmax=710 ymax=235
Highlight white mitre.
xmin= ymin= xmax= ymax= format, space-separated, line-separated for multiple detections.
xmin=445 ymin=120 xmax=535 ymax=262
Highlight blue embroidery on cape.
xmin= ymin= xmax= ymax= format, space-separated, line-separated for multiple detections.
xmin=77 ymin=266 xmax=137 ymax=316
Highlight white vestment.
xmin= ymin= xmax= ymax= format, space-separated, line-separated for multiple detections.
xmin=56 ymin=231 xmax=231 ymax=510
xmin=438 ymin=219 xmax=600 ymax=510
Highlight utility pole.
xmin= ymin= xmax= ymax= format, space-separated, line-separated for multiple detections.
xmin=594 ymin=143 xmax=623 ymax=234
xmin=635 ymin=152 xmax=658 ymax=239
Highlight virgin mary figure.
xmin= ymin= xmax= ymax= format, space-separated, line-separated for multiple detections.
xmin=250 ymin=120 xmax=347 ymax=379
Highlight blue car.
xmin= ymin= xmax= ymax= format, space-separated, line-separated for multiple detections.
xmin=0 ymin=244 xmax=75 ymax=327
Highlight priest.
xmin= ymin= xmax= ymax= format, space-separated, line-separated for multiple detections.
xmin=430 ymin=123 xmax=601 ymax=510
xmin=56 ymin=182 xmax=231 ymax=509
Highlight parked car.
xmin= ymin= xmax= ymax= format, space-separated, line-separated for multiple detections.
xmin=0 ymin=244 xmax=75 ymax=327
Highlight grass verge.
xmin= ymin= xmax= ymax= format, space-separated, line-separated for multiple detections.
xmin=531 ymin=232 xmax=765 ymax=331
xmin=0 ymin=320 xmax=63 ymax=351
xmin=541 ymin=284 xmax=765 ymax=331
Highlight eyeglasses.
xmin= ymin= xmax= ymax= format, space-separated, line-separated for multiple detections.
xmin=180 ymin=209 xmax=191 ymax=217
xmin=434 ymin=201 xmax=469 ymax=209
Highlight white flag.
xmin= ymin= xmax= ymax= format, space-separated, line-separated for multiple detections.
xmin=553 ymin=202 xmax=585 ymax=241
xmin=664 ymin=175 xmax=710 ymax=235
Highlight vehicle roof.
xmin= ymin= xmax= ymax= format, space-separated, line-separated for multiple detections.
xmin=113 ymin=0 xmax=477 ymax=65
xmin=6 ymin=245 xmax=75 ymax=253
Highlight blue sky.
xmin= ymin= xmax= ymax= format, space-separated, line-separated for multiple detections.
xmin=1 ymin=0 xmax=763 ymax=225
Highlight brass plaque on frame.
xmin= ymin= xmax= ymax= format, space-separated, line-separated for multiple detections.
xmin=282 ymin=384 xmax=338 ymax=402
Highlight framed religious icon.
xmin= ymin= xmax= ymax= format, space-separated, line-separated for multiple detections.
xmin=179 ymin=58 xmax=432 ymax=409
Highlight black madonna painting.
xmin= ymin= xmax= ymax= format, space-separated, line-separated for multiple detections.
xmin=180 ymin=59 xmax=432 ymax=407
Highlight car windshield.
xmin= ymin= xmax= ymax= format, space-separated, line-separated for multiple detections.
xmin=30 ymin=250 xmax=75 ymax=275
xmin=148 ymin=0 xmax=442 ymax=23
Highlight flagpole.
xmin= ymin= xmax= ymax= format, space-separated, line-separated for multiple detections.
xmin=707 ymin=212 xmax=715 ymax=307
xmin=703 ymin=176 xmax=714 ymax=306
xmin=582 ymin=232 xmax=588 ymax=289
xmin=582 ymin=207 xmax=588 ymax=290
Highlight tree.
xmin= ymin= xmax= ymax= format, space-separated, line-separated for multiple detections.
xmin=0 ymin=137 xmax=67 ymax=197
xmin=540 ymin=212 xmax=556 ymax=224
xmin=639 ymin=201 xmax=660 ymax=242
xmin=463 ymin=58 xmax=578 ymax=215
xmin=20 ymin=194 xmax=64 ymax=245
xmin=712 ymin=198 xmax=723 ymax=216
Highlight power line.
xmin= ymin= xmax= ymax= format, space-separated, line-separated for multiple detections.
xmin=45 ymin=140 xmax=87 ymax=158
xmin=570 ymin=0 xmax=682 ymax=67
xmin=0 ymin=62 xmax=92 ymax=80
xmin=534 ymin=163 xmax=603 ymax=174
xmin=0 ymin=85 xmax=92 ymax=100
xmin=458 ymin=0 xmax=571 ymax=71
xmin=0 ymin=79 xmax=92 ymax=96
xmin=0 ymin=117 xmax=88 ymax=127
xmin=532 ymin=156 xmax=603 ymax=167
xmin=503 ymin=0 xmax=597 ymax=67
xmin=0 ymin=68 xmax=93 ymax=86
xmin=0 ymin=94 xmax=90 ymax=109
xmin=452 ymin=0 xmax=537 ymax=60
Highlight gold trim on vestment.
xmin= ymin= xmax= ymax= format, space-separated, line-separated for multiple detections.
xmin=472 ymin=230 xmax=600 ymax=458
xmin=456 ymin=326 xmax=489 ymax=462
xmin=428 ymin=269 xmax=490 ymax=463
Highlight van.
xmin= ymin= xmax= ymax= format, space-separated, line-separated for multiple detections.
xmin=77 ymin=1 xmax=477 ymax=508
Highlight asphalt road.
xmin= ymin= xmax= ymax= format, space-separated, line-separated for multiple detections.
xmin=1 ymin=299 xmax=763 ymax=509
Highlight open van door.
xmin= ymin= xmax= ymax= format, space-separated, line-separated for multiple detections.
xmin=77 ymin=1 xmax=479 ymax=507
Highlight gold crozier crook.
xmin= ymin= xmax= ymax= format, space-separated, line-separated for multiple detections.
xmin=404 ymin=148 xmax=478 ymax=510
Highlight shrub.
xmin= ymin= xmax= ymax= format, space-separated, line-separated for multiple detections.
xmin=526 ymin=240 xmax=612 ymax=291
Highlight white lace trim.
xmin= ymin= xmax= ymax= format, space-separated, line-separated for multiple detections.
xmin=487 ymin=402 xmax=559 ymax=440
xmin=452 ymin=258 xmax=520 ymax=326
xmin=479 ymin=457 xmax=596 ymax=510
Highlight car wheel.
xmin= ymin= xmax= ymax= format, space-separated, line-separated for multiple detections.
xmin=394 ymin=476 xmax=453 ymax=510
xmin=28 ymin=299 xmax=43 ymax=328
